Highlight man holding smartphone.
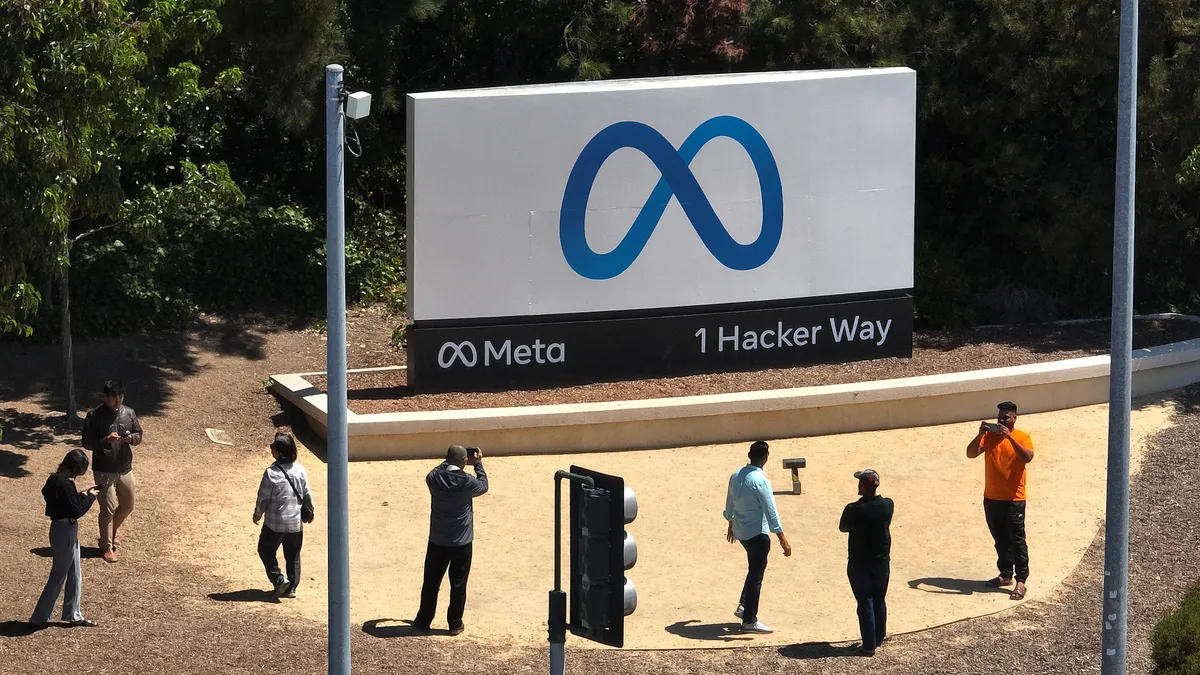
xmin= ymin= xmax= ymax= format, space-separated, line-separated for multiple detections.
xmin=81 ymin=380 xmax=142 ymax=564
xmin=414 ymin=444 xmax=488 ymax=635
xmin=966 ymin=401 xmax=1035 ymax=600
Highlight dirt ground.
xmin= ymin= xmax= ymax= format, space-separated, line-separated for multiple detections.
xmin=1 ymin=310 xmax=1199 ymax=674
xmin=181 ymin=401 xmax=1171 ymax=650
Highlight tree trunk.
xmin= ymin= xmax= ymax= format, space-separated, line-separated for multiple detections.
xmin=60 ymin=255 xmax=77 ymax=429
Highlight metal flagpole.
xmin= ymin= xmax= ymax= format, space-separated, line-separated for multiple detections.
xmin=325 ymin=63 xmax=352 ymax=675
xmin=1101 ymin=0 xmax=1138 ymax=670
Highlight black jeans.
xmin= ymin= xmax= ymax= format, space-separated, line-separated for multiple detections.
xmin=848 ymin=560 xmax=890 ymax=651
xmin=258 ymin=525 xmax=303 ymax=592
xmin=984 ymin=498 xmax=1029 ymax=582
xmin=416 ymin=541 xmax=473 ymax=629
xmin=738 ymin=534 xmax=771 ymax=624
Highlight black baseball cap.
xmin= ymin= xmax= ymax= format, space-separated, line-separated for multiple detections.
xmin=854 ymin=469 xmax=880 ymax=487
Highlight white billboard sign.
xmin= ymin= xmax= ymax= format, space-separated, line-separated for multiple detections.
xmin=406 ymin=68 xmax=915 ymax=323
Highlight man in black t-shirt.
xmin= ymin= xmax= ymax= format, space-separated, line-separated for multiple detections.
xmin=81 ymin=380 xmax=142 ymax=564
xmin=838 ymin=469 xmax=894 ymax=657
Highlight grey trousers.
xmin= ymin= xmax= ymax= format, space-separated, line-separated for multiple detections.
xmin=31 ymin=521 xmax=84 ymax=623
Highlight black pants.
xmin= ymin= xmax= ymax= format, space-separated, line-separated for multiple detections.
xmin=984 ymin=498 xmax=1029 ymax=582
xmin=415 ymin=541 xmax=473 ymax=629
xmin=848 ymin=560 xmax=890 ymax=651
xmin=258 ymin=525 xmax=303 ymax=592
xmin=738 ymin=534 xmax=771 ymax=624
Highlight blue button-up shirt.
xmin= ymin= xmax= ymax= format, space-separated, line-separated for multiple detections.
xmin=723 ymin=464 xmax=783 ymax=540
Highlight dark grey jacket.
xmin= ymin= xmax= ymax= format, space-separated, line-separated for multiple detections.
xmin=427 ymin=460 xmax=488 ymax=547
xmin=81 ymin=403 xmax=143 ymax=474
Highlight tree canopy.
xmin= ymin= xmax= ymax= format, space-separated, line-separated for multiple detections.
xmin=3 ymin=0 xmax=1200 ymax=339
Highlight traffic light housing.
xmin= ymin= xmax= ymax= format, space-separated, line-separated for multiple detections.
xmin=568 ymin=465 xmax=637 ymax=647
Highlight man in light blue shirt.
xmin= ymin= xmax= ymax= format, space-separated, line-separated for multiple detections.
xmin=724 ymin=440 xmax=792 ymax=634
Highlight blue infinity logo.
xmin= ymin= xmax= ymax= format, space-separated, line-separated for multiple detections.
xmin=559 ymin=115 xmax=783 ymax=280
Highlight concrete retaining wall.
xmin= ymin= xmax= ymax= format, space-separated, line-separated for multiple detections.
xmin=269 ymin=338 xmax=1200 ymax=460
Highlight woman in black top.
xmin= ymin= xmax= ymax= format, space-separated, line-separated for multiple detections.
xmin=30 ymin=449 xmax=101 ymax=627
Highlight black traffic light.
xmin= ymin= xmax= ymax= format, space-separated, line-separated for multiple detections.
xmin=568 ymin=465 xmax=638 ymax=647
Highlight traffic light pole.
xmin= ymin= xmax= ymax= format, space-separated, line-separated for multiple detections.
xmin=551 ymin=470 xmax=594 ymax=675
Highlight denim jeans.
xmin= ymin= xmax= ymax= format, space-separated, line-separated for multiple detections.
xmin=737 ymin=534 xmax=771 ymax=624
xmin=848 ymin=559 xmax=890 ymax=651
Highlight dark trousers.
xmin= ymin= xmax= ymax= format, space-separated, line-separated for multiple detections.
xmin=984 ymin=498 xmax=1029 ymax=582
xmin=848 ymin=560 xmax=890 ymax=651
xmin=258 ymin=525 xmax=303 ymax=592
xmin=737 ymin=534 xmax=771 ymax=624
xmin=416 ymin=541 xmax=473 ymax=629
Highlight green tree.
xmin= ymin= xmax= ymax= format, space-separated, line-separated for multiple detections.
xmin=0 ymin=0 xmax=242 ymax=423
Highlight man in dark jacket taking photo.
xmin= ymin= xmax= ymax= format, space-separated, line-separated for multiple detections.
xmin=414 ymin=444 xmax=489 ymax=635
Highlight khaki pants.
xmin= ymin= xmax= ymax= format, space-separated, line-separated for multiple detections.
xmin=94 ymin=471 xmax=135 ymax=551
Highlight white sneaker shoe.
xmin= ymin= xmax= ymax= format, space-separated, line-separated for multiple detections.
xmin=734 ymin=604 xmax=744 ymax=619
xmin=740 ymin=621 xmax=773 ymax=634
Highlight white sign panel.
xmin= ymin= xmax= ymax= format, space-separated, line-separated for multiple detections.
xmin=406 ymin=68 xmax=915 ymax=322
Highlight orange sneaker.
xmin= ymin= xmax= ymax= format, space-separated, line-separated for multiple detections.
xmin=102 ymin=548 xmax=118 ymax=563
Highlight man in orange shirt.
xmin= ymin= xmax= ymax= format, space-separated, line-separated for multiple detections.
xmin=966 ymin=400 xmax=1035 ymax=600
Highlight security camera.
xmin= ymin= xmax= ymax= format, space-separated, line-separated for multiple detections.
xmin=345 ymin=91 xmax=371 ymax=120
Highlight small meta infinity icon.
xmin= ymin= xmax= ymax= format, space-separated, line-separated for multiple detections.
xmin=438 ymin=341 xmax=478 ymax=368
xmin=559 ymin=115 xmax=784 ymax=280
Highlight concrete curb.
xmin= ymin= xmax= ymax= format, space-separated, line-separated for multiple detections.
xmin=270 ymin=336 xmax=1200 ymax=461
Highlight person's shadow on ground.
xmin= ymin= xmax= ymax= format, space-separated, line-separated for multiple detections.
xmin=777 ymin=642 xmax=860 ymax=659
xmin=663 ymin=620 xmax=753 ymax=642
xmin=908 ymin=577 xmax=1012 ymax=595
xmin=0 ymin=620 xmax=48 ymax=637
xmin=361 ymin=618 xmax=451 ymax=638
xmin=207 ymin=589 xmax=281 ymax=604
xmin=30 ymin=546 xmax=103 ymax=560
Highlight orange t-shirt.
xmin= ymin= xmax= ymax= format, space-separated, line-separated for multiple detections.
xmin=982 ymin=428 xmax=1033 ymax=501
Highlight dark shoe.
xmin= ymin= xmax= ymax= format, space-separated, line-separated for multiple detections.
xmin=69 ymin=619 xmax=98 ymax=628
xmin=28 ymin=620 xmax=47 ymax=628
xmin=855 ymin=646 xmax=876 ymax=657
xmin=282 ymin=588 xmax=297 ymax=599
xmin=448 ymin=623 xmax=465 ymax=636
xmin=412 ymin=622 xmax=431 ymax=633
xmin=273 ymin=578 xmax=291 ymax=598
xmin=102 ymin=548 xmax=118 ymax=564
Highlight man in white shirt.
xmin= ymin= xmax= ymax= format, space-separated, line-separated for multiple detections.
xmin=724 ymin=440 xmax=792 ymax=634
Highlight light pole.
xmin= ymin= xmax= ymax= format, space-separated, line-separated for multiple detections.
xmin=1102 ymin=0 xmax=1138 ymax=671
xmin=325 ymin=63 xmax=370 ymax=675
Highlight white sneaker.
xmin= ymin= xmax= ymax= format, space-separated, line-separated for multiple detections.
xmin=740 ymin=621 xmax=773 ymax=634
xmin=734 ymin=604 xmax=744 ymax=619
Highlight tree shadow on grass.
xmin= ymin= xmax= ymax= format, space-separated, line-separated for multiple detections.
xmin=0 ymin=449 xmax=31 ymax=479
xmin=663 ymin=620 xmax=753 ymax=643
xmin=0 ymin=314 xmax=286 ymax=420
xmin=207 ymin=589 xmax=280 ymax=604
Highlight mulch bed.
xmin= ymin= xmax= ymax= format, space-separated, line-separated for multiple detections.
xmin=306 ymin=318 xmax=1200 ymax=414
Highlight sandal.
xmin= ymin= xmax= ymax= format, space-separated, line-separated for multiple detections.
xmin=985 ymin=576 xmax=1014 ymax=588
xmin=1010 ymin=584 xmax=1027 ymax=600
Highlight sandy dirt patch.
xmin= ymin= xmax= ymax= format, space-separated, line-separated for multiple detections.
xmin=179 ymin=399 xmax=1172 ymax=649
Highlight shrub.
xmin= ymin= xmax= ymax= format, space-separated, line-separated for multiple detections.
xmin=1153 ymin=585 xmax=1200 ymax=675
